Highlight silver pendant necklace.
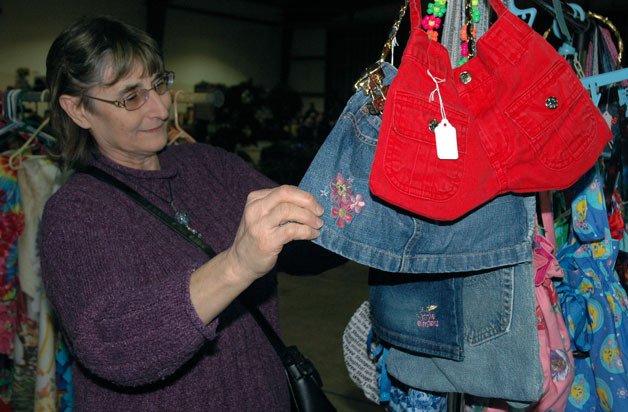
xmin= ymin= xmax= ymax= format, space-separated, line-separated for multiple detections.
xmin=136 ymin=179 xmax=202 ymax=238
xmin=166 ymin=181 xmax=202 ymax=238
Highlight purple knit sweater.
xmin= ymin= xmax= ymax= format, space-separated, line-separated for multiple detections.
xmin=40 ymin=144 xmax=290 ymax=411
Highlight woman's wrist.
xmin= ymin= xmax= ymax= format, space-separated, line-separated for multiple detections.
xmin=189 ymin=250 xmax=255 ymax=324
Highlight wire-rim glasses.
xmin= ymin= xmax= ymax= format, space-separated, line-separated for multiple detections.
xmin=84 ymin=71 xmax=175 ymax=111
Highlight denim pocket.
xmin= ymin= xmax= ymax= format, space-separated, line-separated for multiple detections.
xmin=463 ymin=265 xmax=515 ymax=346
xmin=383 ymin=90 xmax=469 ymax=201
xmin=369 ymin=272 xmax=465 ymax=360
xmin=504 ymin=60 xmax=595 ymax=170
xmin=347 ymin=102 xmax=382 ymax=146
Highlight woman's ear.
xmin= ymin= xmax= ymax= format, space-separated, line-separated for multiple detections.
xmin=58 ymin=95 xmax=92 ymax=129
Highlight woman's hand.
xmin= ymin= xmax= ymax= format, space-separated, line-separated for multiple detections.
xmin=227 ymin=185 xmax=324 ymax=283
xmin=189 ymin=185 xmax=323 ymax=324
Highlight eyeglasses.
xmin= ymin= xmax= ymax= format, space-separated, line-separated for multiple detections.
xmin=84 ymin=71 xmax=175 ymax=111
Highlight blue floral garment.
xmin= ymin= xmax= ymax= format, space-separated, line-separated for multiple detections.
xmin=370 ymin=335 xmax=447 ymax=412
xmin=556 ymin=167 xmax=628 ymax=411
xmin=386 ymin=385 xmax=448 ymax=412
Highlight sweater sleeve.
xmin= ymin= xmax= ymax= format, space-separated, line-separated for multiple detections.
xmin=40 ymin=182 xmax=215 ymax=387
xmin=187 ymin=145 xmax=348 ymax=276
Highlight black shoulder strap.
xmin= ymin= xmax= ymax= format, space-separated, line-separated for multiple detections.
xmin=81 ymin=166 xmax=215 ymax=257
xmin=79 ymin=166 xmax=288 ymax=355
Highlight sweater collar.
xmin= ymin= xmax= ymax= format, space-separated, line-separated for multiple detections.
xmin=89 ymin=148 xmax=178 ymax=180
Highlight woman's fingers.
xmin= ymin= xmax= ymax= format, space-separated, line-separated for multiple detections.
xmin=248 ymin=185 xmax=323 ymax=218
xmin=229 ymin=185 xmax=324 ymax=281
xmin=245 ymin=186 xmax=323 ymax=245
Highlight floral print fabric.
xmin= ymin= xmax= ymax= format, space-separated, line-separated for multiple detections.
xmin=17 ymin=158 xmax=63 ymax=411
xmin=373 ymin=348 xmax=447 ymax=412
xmin=0 ymin=155 xmax=25 ymax=407
xmin=0 ymin=155 xmax=66 ymax=410
xmin=531 ymin=231 xmax=574 ymax=412
xmin=386 ymin=385 xmax=448 ymax=412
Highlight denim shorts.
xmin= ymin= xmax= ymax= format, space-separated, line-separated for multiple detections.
xmin=386 ymin=259 xmax=544 ymax=404
xmin=385 ymin=247 xmax=544 ymax=404
xmin=299 ymin=63 xmax=537 ymax=362
xmin=299 ymin=63 xmax=534 ymax=274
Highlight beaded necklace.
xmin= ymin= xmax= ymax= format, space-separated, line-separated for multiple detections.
xmin=457 ymin=0 xmax=480 ymax=66
xmin=422 ymin=0 xmax=448 ymax=42
xmin=422 ymin=0 xmax=480 ymax=67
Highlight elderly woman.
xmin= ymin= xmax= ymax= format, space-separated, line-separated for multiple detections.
xmin=40 ymin=16 xmax=330 ymax=410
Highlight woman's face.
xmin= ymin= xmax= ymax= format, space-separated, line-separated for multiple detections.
xmin=81 ymin=64 xmax=171 ymax=169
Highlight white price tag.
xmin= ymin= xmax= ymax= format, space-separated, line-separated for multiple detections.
xmin=435 ymin=119 xmax=458 ymax=160
xmin=602 ymin=110 xmax=613 ymax=130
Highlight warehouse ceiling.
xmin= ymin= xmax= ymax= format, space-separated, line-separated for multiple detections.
xmin=157 ymin=0 xmax=626 ymax=45
xmin=174 ymin=0 xmax=627 ymax=31
xmin=240 ymin=0 xmax=627 ymax=15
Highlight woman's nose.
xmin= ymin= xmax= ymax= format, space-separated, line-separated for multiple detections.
xmin=146 ymin=89 xmax=171 ymax=119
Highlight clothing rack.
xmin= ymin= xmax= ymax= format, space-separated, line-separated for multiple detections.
xmin=18 ymin=91 xmax=49 ymax=103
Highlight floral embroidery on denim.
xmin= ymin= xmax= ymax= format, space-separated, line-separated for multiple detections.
xmin=330 ymin=172 xmax=352 ymax=204
xmin=325 ymin=173 xmax=365 ymax=228
xmin=349 ymin=193 xmax=365 ymax=213
xmin=332 ymin=204 xmax=353 ymax=228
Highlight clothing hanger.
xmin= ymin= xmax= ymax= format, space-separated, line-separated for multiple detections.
xmin=536 ymin=1 xmax=589 ymax=87
xmin=354 ymin=0 xmax=407 ymax=92
xmin=579 ymin=12 xmax=627 ymax=112
xmin=506 ymin=0 xmax=538 ymax=27
xmin=7 ymin=117 xmax=50 ymax=170
xmin=0 ymin=89 xmax=56 ymax=141
xmin=538 ymin=191 xmax=557 ymax=248
xmin=537 ymin=1 xmax=587 ymax=59
xmin=527 ymin=0 xmax=589 ymax=33
xmin=0 ymin=90 xmax=21 ymax=135
xmin=352 ymin=0 xmax=408 ymax=116
xmin=581 ymin=69 xmax=628 ymax=108
xmin=167 ymin=90 xmax=196 ymax=145
xmin=0 ymin=90 xmax=32 ymax=138
xmin=551 ymin=2 xmax=588 ymax=55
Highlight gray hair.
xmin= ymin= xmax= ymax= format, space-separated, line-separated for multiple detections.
xmin=46 ymin=16 xmax=165 ymax=171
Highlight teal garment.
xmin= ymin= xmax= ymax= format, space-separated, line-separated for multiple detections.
xmin=55 ymin=340 xmax=74 ymax=411
xmin=557 ymin=168 xmax=628 ymax=412
xmin=552 ymin=191 xmax=571 ymax=250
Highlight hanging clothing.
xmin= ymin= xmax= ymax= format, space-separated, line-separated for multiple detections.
xmin=557 ymin=167 xmax=628 ymax=412
xmin=15 ymin=157 xmax=63 ymax=411
xmin=534 ymin=231 xmax=575 ymax=410
xmin=0 ymin=154 xmax=25 ymax=408
xmin=369 ymin=0 xmax=611 ymax=221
